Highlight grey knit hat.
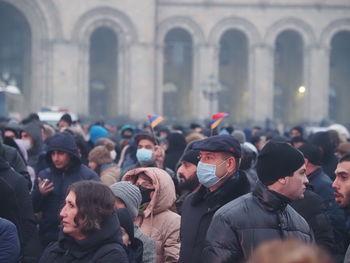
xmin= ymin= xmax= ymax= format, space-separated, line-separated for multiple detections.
xmin=110 ymin=181 xmax=141 ymax=220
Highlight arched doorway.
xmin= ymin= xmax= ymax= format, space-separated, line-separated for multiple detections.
xmin=0 ymin=2 xmax=31 ymax=115
xmin=273 ymin=30 xmax=304 ymax=126
xmin=218 ymin=29 xmax=249 ymax=123
xmin=89 ymin=27 xmax=118 ymax=119
xmin=163 ymin=28 xmax=193 ymax=121
xmin=329 ymin=30 xmax=350 ymax=125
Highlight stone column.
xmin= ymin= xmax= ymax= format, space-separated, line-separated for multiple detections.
xmin=306 ymin=45 xmax=329 ymax=124
xmin=250 ymin=43 xmax=274 ymax=125
xmin=128 ymin=42 xmax=155 ymax=120
xmin=50 ymin=40 xmax=81 ymax=113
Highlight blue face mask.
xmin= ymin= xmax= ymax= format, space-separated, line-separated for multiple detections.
xmin=196 ymin=160 xmax=228 ymax=188
xmin=136 ymin=148 xmax=153 ymax=163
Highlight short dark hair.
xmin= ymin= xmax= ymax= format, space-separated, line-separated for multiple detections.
xmin=66 ymin=181 xmax=116 ymax=235
xmin=339 ymin=154 xmax=350 ymax=163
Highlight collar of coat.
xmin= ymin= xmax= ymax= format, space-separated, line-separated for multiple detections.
xmin=191 ymin=170 xmax=250 ymax=210
xmin=55 ymin=213 xmax=123 ymax=259
xmin=253 ymin=181 xmax=291 ymax=212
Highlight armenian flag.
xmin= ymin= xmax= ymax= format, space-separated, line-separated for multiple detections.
xmin=211 ymin=112 xmax=229 ymax=129
xmin=147 ymin=115 xmax=165 ymax=129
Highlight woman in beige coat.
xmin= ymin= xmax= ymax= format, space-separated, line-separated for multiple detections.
xmin=123 ymin=167 xmax=180 ymax=263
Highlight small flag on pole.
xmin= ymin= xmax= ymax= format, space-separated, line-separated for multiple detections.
xmin=211 ymin=112 xmax=229 ymax=129
xmin=147 ymin=115 xmax=165 ymax=129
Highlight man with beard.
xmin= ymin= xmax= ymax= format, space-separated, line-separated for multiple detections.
xmin=175 ymin=149 xmax=200 ymax=214
xmin=332 ymin=154 xmax=350 ymax=262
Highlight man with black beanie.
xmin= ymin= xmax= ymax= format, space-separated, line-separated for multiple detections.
xmin=175 ymin=149 xmax=200 ymax=214
xmin=203 ymin=141 xmax=313 ymax=263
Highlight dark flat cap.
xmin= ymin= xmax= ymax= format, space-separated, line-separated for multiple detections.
xmin=192 ymin=134 xmax=241 ymax=158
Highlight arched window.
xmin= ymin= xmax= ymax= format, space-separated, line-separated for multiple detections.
xmin=329 ymin=30 xmax=350 ymax=125
xmin=89 ymin=27 xmax=118 ymax=119
xmin=218 ymin=29 xmax=248 ymax=123
xmin=0 ymin=2 xmax=31 ymax=114
xmin=163 ymin=28 xmax=193 ymax=121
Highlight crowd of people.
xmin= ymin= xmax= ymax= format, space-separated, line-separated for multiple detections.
xmin=1 ymin=112 xmax=350 ymax=263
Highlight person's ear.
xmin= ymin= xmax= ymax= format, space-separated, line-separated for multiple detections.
xmin=278 ymin=177 xmax=287 ymax=185
xmin=227 ymin=157 xmax=236 ymax=173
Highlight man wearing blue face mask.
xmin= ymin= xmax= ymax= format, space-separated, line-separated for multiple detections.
xmin=122 ymin=133 xmax=177 ymax=187
xmin=179 ymin=134 xmax=251 ymax=263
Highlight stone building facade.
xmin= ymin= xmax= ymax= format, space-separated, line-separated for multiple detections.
xmin=0 ymin=0 xmax=349 ymax=126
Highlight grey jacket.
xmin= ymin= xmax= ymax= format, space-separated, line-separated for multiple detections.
xmin=135 ymin=226 xmax=156 ymax=263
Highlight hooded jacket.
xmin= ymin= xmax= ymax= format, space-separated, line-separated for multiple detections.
xmin=203 ymin=181 xmax=313 ymax=263
xmin=22 ymin=121 xmax=43 ymax=168
xmin=123 ymin=167 xmax=180 ymax=263
xmin=31 ymin=132 xmax=100 ymax=246
xmin=39 ymin=213 xmax=128 ymax=263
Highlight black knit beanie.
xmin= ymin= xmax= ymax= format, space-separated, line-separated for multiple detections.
xmin=257 ymin=141 xmax=305 ymax=185
xmin=180 ymin=149 xmax=200 ymax=166
xmin=298 ymin=143 xmax=322 ymax=166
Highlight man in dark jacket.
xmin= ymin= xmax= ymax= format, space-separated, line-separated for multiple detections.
xmin=179 ymin=135 xmax=250 ymax=263
xmin=203 ymin=141 xmax=313 ymax=263
xmin=0 ymin=155 xmax=39 ymax=262
xmin=175 ymin=148 xmax=200 ymax=214
xmin=0 ymin=135 xmax=32 ymax=189
xmin=31 ymin=132 xmax=100 ymax=247
xmin=291 ymin=187 xmax=337 ymax=256
xmin=332 ymin=154 xmax=350 ymax=263
xmin=298 ymin=143 xmax=347 ymax=258
xmin=309 ymin=131 xmax=338 ymax=180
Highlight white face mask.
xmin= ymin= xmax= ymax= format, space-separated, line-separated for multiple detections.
xmin=21 ymin=139 xmax=32 ymax=151
xmin=110 ymin=150 xmax=117 ymax=160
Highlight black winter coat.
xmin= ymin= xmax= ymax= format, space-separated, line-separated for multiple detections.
xmin=178 ymin=171 xmax=250 ymax=263
xmin=39 ymin=213 xmax=129 ymax=263
xmin=0 ymin=142 xmax=32 ymax=189
xmin=308 ymin=168 xmax=347 ymax=255
xmin=291 ymin=189 xmax=336 ymax=254
xmin=0 ymin=156 xmax=39 ymax=262
xmin=203 ymin=181 xmax=313 ymax=263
